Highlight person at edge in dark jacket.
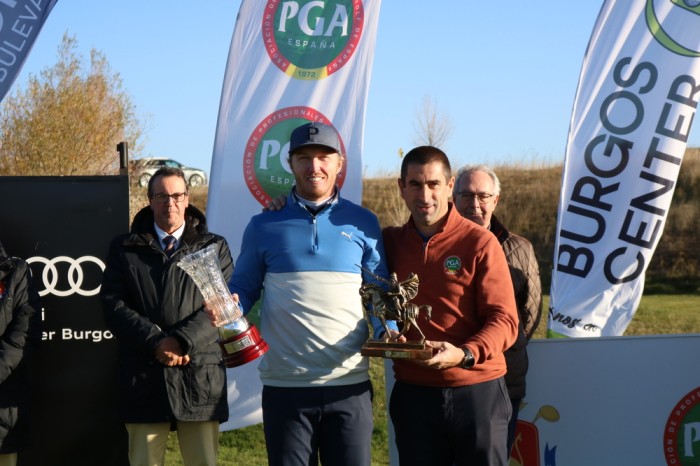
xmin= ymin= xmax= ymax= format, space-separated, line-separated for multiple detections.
xmin=382 ymin=147 xmax=519 ymax=466
xmin=0 ymin=240 xmax=42 ymax=466
xmin=100 ymin=167 xmax=233 ymax=466
xmin=453 ymin=164 xmax=543 ymax=457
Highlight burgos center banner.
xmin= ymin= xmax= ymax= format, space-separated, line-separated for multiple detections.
xmin=550 ymin=0 xmax=700 ymax=338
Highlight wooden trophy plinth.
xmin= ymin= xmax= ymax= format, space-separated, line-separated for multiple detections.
xmin=361 ymin=340 xmax=433 ymax=360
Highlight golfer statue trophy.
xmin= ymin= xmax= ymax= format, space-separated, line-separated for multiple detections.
xmin=178 ymin=244 xmax=268 ymax=367
xmin=359 ymin=270 xmax=433 ymax=359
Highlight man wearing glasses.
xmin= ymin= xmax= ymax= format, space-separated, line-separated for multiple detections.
xmin=453 ymin=164 xmax=542 ymax=458
xmin=101 ymin=166 xmax=232 ymax=466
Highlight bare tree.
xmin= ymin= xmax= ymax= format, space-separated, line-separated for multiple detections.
xmin=373 ymin=96 xmax=453 ymax=225
xmin=413 ymin=95 xmax=452 ymax=148
xmin=0 ymin=33 xmax=145 ymax=176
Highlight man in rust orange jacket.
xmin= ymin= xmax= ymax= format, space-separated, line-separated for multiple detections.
xmin=383 ymin=146 xmax=519 ymax=466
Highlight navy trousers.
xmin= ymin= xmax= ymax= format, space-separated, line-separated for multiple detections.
xmin=262 ymin=381 xmax=373 ymax=466
xmin=390 ymin=378 xmax=511 ymax=466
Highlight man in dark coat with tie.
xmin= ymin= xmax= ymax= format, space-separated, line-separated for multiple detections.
xmin=101 ymin=167 xmax=233 ymax=466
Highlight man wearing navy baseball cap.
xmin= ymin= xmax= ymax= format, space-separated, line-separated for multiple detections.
xmin=218 ymin=121 xmax=393 ymax=466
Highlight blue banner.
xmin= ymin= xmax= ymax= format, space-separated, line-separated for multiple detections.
xmin=0 ymin=0 xmax=58 ymax=103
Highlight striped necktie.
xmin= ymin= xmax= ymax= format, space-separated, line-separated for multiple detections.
xmin=163 ymin=235 xmax=176 ymax=257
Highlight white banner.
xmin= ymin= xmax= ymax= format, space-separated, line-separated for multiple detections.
xmin=518 ymin=336 xmax=700 ymax=466
xmin=389 ymin=335 xmax=700 ymax=465
xmin=207 ymin=0 xmax=382 ymax=429
xmin=0 ymin=0 xmax=58 ymax=103
xmin=549 ymin=0 xmax=700 ymax=338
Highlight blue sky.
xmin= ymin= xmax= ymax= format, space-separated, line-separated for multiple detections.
xmin=12 ymin=1 xmax=700 ymax=177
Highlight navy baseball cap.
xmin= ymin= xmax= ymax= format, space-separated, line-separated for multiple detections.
xmin=288 ymin=122 xmax=342 ymax=155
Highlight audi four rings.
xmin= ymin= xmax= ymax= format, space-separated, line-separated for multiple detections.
xmin=26 ymin=256 xmax=106 ymax=297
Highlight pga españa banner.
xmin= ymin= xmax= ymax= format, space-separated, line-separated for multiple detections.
xmin=549 ymin=0 xmax=700 ymax=338
xmin=207 ymin=0 xmax=382 ymax=429
xmin=0 ymin=0 xmax=58 ymax=103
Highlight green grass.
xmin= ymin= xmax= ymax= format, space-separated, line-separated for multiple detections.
xmin=165 ymin=293 xmax=700 ymax=465
xmin=532 ymin=294 xmax=700 ymax=339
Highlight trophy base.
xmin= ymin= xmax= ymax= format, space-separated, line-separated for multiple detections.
xmin=218 ymin=324 xmax=269 ymax=368
xmin=361 ymin=340 xmax=433 ymax=360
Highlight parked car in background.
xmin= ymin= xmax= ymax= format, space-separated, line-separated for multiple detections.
xmin=133 ymin=157 xmax=208 ymax=187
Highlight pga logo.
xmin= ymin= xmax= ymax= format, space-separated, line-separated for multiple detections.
xmin=664 ymin=387 xmax=700 ymax=465
xmin=444 ymin=256 xmax=461 ymax=275
xmin=243 ymin=106 xmax=346 ymax=206
xmin=263 ymin=0 xmax=364 ymax=80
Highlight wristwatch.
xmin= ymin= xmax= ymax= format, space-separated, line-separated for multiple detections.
xmin=460 ymin=347 xmax=475 ymax=369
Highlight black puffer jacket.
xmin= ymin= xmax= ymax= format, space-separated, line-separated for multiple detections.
xmin=100 ymin=206 xmax=233 ymax=423
xmin=490 ymin=215 xmax=542 ymax=399
xmin=0 ymin=253 xmax=41 ymax=453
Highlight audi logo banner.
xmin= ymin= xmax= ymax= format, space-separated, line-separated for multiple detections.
xmin=27 ymin=256 xmax=106 ymax=297
xmin=0 ymin=176 xmax=130 ymax=466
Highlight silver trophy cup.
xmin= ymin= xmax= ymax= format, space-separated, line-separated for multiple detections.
xmin=177 ymin=244 xmax=267 ymax=367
